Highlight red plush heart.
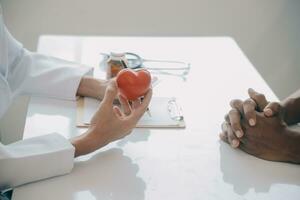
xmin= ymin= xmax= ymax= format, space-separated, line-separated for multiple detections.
xmin=116 ymin=68 xmax=151 ymax=101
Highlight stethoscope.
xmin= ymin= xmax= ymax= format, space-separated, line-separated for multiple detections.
xmin=100 ymin=52 xmax=191 ymax=76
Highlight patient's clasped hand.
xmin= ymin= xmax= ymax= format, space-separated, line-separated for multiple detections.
xmin=220 ymin=88 xmax=300 ymax=163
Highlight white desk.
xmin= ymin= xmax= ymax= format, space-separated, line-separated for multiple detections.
xmin=13 ymin=37 xmax=300 ymax=200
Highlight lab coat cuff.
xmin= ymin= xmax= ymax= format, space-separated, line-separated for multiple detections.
xmin=3 ymin=133 xmax=75 ymax=188
xmin=68 ymin=66 xmax=94 ymax=101
xmin=0 ymin=133 xmax=75 ymax=189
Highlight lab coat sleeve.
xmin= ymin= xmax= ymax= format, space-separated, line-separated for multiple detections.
xmin=0 ymin=133 xmax=75 ymax=190
xmin=5 ymin=25 xmax=93 ymax=101
xmin=19 ymin=51 xmax=93 ymax=100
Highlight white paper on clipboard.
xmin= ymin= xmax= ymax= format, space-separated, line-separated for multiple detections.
xmin=81 ymin=97 xmax=185 ymax=128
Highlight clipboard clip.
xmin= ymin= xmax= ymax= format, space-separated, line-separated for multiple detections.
xmin=167 ymin=98 xmax=184 ymax=121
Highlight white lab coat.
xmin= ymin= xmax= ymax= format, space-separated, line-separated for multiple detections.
xmin=0 ymin=5 xmax=92 ymax=190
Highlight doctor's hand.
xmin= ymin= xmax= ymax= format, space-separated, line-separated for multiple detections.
xmin=71 ymin=80 xmax=152 ymax=157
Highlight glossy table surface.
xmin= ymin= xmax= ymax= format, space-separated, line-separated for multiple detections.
xmin=13 ymin=36 xmax=300 ymax=200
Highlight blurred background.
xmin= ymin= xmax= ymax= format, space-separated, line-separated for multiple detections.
xmin=1 ymin=0 xmax=299 ymax=99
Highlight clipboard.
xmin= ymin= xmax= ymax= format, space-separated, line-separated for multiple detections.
xmin=77 ymin=97 xmax=185 ymax=128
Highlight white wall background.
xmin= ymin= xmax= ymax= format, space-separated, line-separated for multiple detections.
xmin=1 ymin=0 xmax=299 ymax=99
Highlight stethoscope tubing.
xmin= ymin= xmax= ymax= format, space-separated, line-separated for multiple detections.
xmin=100 ymin=52 xmax=190 ymax=71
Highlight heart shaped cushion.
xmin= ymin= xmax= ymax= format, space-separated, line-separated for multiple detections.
xmin=116 ymin=68 xmax=151 ymax=100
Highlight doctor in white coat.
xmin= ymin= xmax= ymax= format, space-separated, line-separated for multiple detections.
xmin=0 ymin=4 xmax=152 ymax=191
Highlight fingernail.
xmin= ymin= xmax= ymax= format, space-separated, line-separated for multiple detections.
xmin=249 ymin=119 xmax=256 ymax=126
xmin=264 ymin=108 xmax=272 ymax=116
xmin=236 ymin=130 xmax=243 ymax=138
xmin=231 ymin=139 xmax=239 ymax=148
xmin=248 ymin=88 xmax=256 ymax=94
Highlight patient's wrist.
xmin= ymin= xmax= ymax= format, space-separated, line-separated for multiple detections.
xmin=284 ymin=128 xmax=300 ymax=163
xmin=282 ymin=98 xmax=300 ymax=125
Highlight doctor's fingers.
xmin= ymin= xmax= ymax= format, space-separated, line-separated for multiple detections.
xmin=132 ymin=99 xmax=141 ymax=109
xmin=118 ymin=94 xmax=132 ymax=115
xmin=102 ymin=80 xmax=118 ymax=106
xmin=113 ymin=106 xmax=126 ymax=119
xmin=130 ymin=89 xmax=153 ymax=121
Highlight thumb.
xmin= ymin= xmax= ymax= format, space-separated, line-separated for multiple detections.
xmin=102 ymin=80 xmax=118 ymax=106
xmin=263 ymin=102 xmax=282 ymax=117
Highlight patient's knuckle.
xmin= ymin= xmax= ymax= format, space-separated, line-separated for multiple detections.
xmin=244 ymin=98 xmax=252 ymax=105
xmin=245 ymin=110 xmax=254 ymax=118
xmin=255 ymin=93 xmax=266 ymax=101
xmin=245 ymin=99 xmax=257 ymax=108
xmin=229 ymin=109 xmax=238 ymax=116
xmin=228 ymin=131 xmax=235 ymax=140
xmin=272 ymin=102 xmax=281 ymax=108
xmin=231 ymin=123 xmax=240 ymax=131
xmin=230 ymin=99 xmax=239 ymax=106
